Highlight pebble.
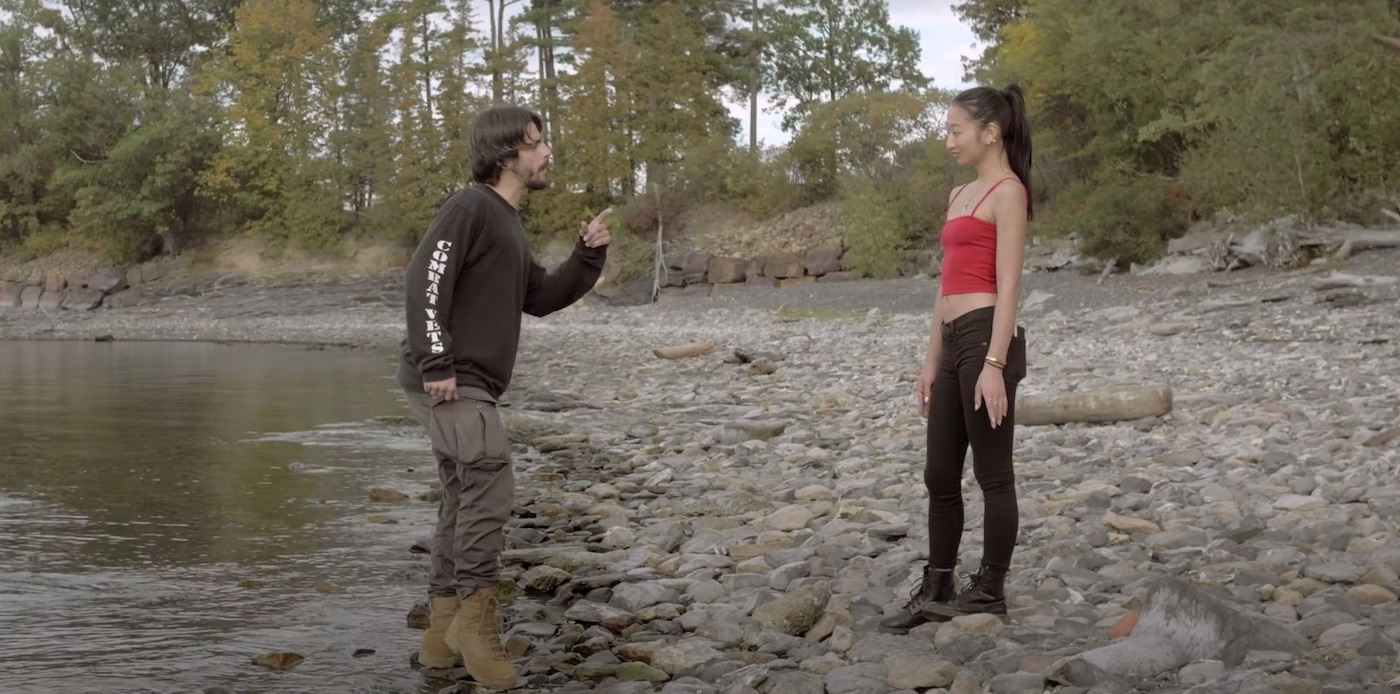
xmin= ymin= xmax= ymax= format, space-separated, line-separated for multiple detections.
xmin=14 ymin=252 xmax=1400 ymax=693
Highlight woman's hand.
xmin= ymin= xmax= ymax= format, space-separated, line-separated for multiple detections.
xmin=974 ymin=365 xmax=1007 ymax=428
xmin=916 ymin=362 xmax=935 ymax=418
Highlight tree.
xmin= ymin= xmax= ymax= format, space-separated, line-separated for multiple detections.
xmin=0 ymin=0 xmax=65 ymax=245
xmin=198 ymin=0 xmax=344 ymax=250
xmin=56 ymin=0 xmax=241 ymax=92
xmin=952 ymin=0 xmax=1027 ymax=81
xmin=555 ymin=1 xmax=633 ymax=199
xmin=762 ymin=0 xmax=926 ymax=131
xmin=632 ymin=2 xmax=728 ymax=190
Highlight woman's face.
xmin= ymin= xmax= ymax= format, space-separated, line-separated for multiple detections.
xmin=945 ymin=104 xmax=995 ymax=166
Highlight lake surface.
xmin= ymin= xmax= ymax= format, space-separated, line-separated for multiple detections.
xmin=0 ymin=340 xmax=449 ymax=694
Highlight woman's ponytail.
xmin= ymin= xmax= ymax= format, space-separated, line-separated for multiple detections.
xmin=1001 ymin=84 xmax=1034 ymax=220
xmin=952 ymin=83 xmax=1036 ymax=219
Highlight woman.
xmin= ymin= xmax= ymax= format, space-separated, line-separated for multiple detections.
xmin=880 ymin=85 xmax=1032 ymax=634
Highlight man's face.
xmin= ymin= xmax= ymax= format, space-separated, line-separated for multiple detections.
xmin=507 ymin=123 xmax=552 ymax=191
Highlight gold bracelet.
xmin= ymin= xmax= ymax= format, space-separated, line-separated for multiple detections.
xmin=984 ymin=356 xmax=1006 ymax=369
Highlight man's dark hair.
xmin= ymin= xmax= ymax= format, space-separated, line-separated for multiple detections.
xmin=470 ymin=106 xmax=545 ymax=185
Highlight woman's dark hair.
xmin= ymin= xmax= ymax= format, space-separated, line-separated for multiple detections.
xmin=952 ymin=84 xmax=1034 ymax=220
xmin=469 ymin=105 xmax=545 ymax=185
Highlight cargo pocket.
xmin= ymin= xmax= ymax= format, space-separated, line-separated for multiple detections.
xmin=475 ymin=404 xmax=512 ymax=468
xmin=428 ymin=400 xmax=487 ymax=465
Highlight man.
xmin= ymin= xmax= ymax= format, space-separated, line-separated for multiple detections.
xmin=395 ymin=105 xmax=611 ymax=689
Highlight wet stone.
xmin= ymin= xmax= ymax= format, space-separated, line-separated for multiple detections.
xmin=13 ymin=251 xmax=1399 ymax=694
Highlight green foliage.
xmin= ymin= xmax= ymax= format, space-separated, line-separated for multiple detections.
xmin=701 ymin=147 xmax=805 ymax=219
xmin=49 ymin=93 xmax=218 ymax=263
xmin=763 ymin=0 xmax=927 ymax=131
xmin=1175 ymin=3 xmax=1400 ymax=224
xmin=1042 ymin=174 xmax=1187 ymax=266
xmin=613 ymin=226 xmax=657 ymax=283
xmin=788 ymin=89 xmax=942 ymax=203
xmin=969 ymin=0 xmax=1400 ymax=258
xmin=4 ymin=0 xmax=1397 ymax=271
xmin=838 ymin=179 xmax=904 ymax=279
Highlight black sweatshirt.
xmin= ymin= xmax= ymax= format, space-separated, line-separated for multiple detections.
xmin=394 ymin=184 xmax=607 ymax=399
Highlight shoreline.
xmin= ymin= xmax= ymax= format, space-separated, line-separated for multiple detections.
xmin=3 ymin=248 xmax=1400 ymax=691
xmin=5 ymin=247 xmax=1396 ymax=348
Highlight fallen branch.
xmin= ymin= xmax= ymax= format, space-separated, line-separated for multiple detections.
xmin=1096 ymin=259 xmax=1117 ymax=285
xmin=1331 ymin=229 xmax=1400 ymax=259
xmin=69 ymin=149 xmax=106 ymax=165
xmin=1019 ymin=385 xmax=1173 ymax=426
xmin=1295 ymin=227 xmax=1400 ymax=247
xmin=654 ymin=341 xmax=715 ymax=360
xmin=1205 ymin=266 xmax=1322 ymax=288
xmin=1312 ymin=272 xmax=1399 ymax=291
xmin=1373 ymin=34 xmax=1400 ymax=54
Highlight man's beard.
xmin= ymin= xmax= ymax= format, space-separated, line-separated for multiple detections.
xmin=524 ymin=165 xmax=550 ymax=191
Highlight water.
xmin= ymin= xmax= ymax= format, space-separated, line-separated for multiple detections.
xmin=0 ymin=341 xmax=448 ymax=694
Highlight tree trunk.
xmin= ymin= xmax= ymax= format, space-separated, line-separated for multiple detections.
xmin=489 ymin=0 xmax=503 ymax=103
xmin=420 ymin=13 xmax=433 ymax=129
xmin=749 ymin=0 xmax=759 ymax=152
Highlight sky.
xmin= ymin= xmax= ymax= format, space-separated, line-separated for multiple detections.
xmin=733 ymin=1 xmax=983 ymax=147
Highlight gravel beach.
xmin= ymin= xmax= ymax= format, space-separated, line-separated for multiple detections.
xmin=3 ymin=250 xmax=1400 ymax=693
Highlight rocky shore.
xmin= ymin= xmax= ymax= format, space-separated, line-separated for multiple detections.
xmin=4 ymin=248 xmax=1400 ymax=693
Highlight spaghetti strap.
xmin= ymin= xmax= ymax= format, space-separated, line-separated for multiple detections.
xmin=947 ymin=183 xmax=970 ymax=210
xmin=968 ymin=177 xmax=1021 ymax=216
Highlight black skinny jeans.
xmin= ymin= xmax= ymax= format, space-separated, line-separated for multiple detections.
xmin=924 ymin=305 xmax=1027 ymax=572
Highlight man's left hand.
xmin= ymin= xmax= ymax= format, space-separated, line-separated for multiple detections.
xmin=581 ymin=208 xmax=613 ymax=248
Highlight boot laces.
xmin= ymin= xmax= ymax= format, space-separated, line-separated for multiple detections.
xmin=907 ymin=567 xmax=949 ymax=609
xmin=906 ymin=576 xmax=930 ymax=609
xmin=955 ymin=569 xmax=987 ymax=599
xmin=907 ymin=576 xmax=927 ymax=601
xmin=477 ymin=592 xmax=509 ymax=660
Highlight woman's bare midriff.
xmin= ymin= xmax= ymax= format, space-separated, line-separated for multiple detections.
xmin=940 ymin=292 xmax=998 ymax=323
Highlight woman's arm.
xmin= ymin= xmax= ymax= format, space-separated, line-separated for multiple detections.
xmin=925 ymin=296 xmax=945 ymax=366
xmin=986 ymin=183 xmax=1029 ymax=363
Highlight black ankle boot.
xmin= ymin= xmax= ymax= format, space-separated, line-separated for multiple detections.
xmin=878 ymin=566 xmax=957 ymax=634
xmin=921 ymin=565 xmax=1008 ymax=621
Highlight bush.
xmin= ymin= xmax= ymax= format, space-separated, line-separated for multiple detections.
xmin=839 ymin=179 xmax=907 ymax=279
xmin=519 ymin=187 xmax=613 ymax=247
xmin=1043 ymin=174 xmax=1188 ymax=266
xmin=718 ymin=148 xmax=804 ymax=219
xmin=617 ymin=188 xmax=688 ymax=241
xmin=612 ymin=227 xmax=656 ymax=283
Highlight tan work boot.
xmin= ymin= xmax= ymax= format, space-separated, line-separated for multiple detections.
xmin=443 ymin=586 xmax=516 ymax=689
xmin=418 ymin=596 xmax=462 ymax=669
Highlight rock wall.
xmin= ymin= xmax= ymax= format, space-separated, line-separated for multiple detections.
xmin=594 ymin=239 xmax=869 ymax=300
xmin=667 ymin=239 xmax=860 ymax=288
xmin=0 ymin=261 xmax=169 ymax=312
xmin=680 ymin=201 xmax=846 ymax=259
xmin=594 ymin=234 xmax=1099 ymax=301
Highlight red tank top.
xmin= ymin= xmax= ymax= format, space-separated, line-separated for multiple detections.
xmin=939 ymin=178 xmax=1022 ymax=297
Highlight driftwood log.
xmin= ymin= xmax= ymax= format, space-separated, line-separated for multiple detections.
xmin=1312 ymin=272 xmax=1399 ymax=291
xmin=654 ymin=341 xmax=716 ymax=360
xmin=1332 ymin=229 xmax=1400 ymax=258
xmin=1287 ymin=227 xmax=1400 ymax=250
xmin=1018 ymin=385 xmax=1173 ymax=426
xmin=1374 ymin=35 xmax=1400 ymax=54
